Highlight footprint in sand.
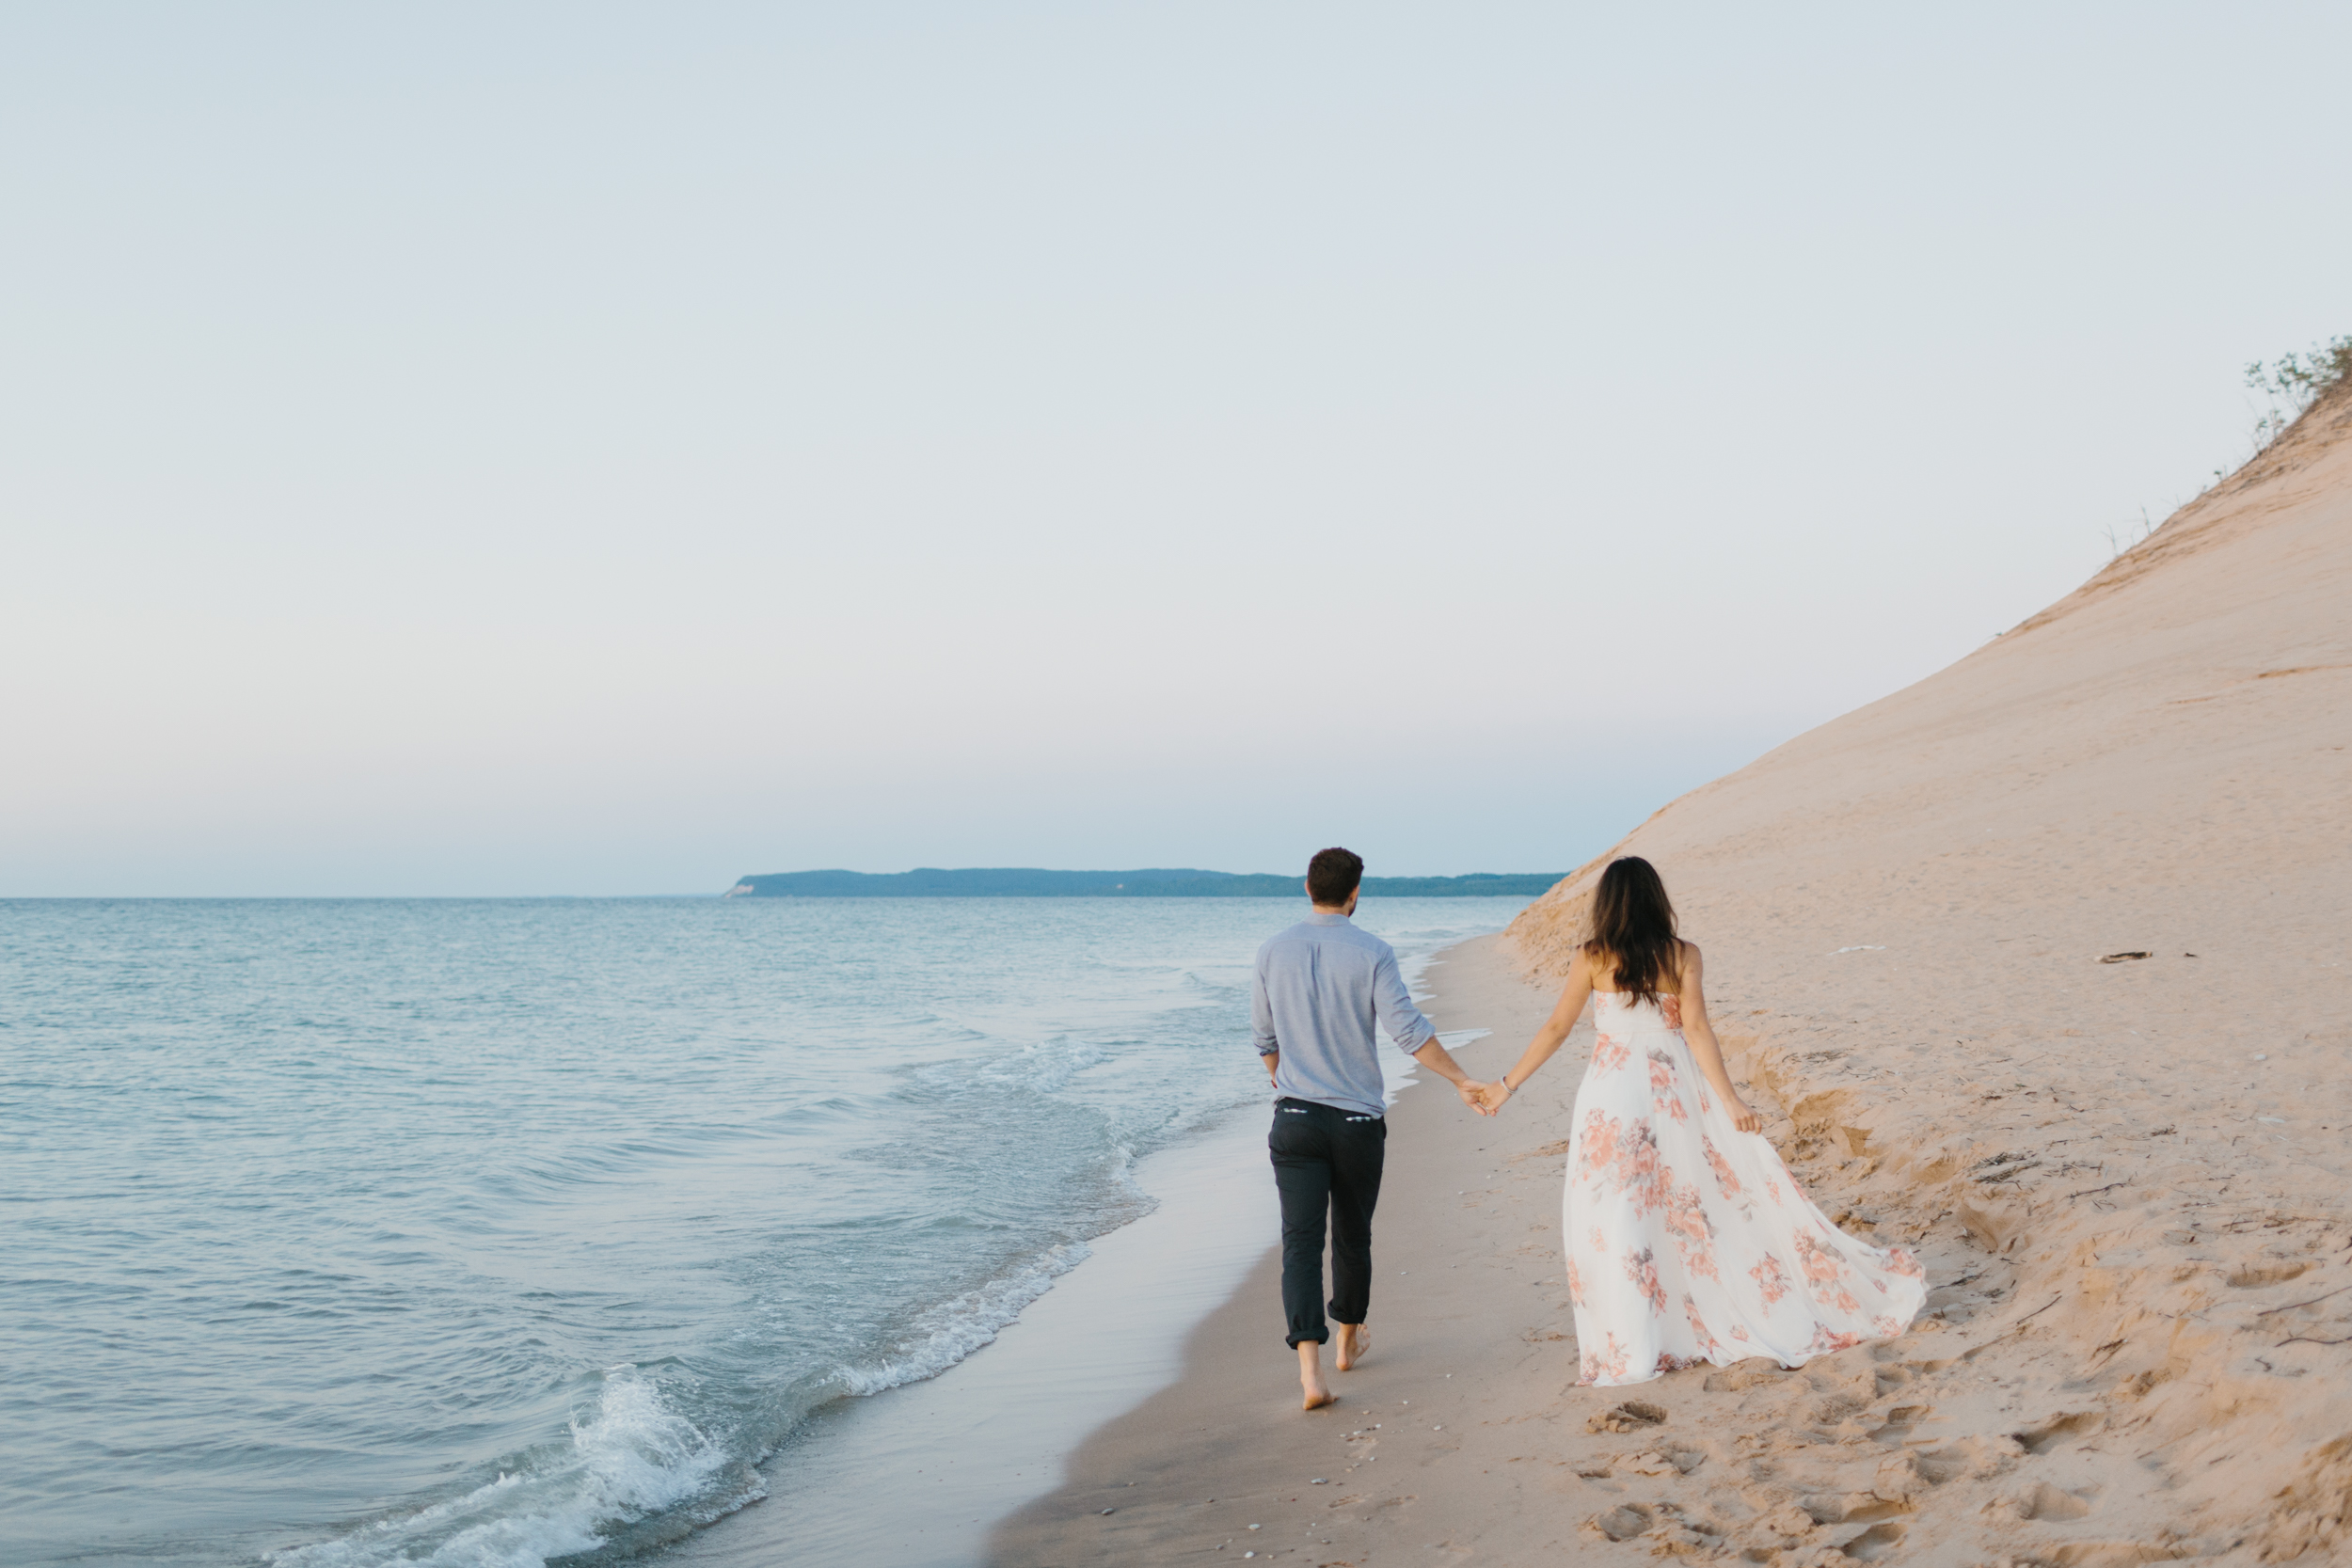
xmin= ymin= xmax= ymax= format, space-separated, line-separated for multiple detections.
xmin=2012 ymin=1480 xmax=2097 ymax=1521
xmin=1584 ymin=1399 xmax=1668 ymax=1433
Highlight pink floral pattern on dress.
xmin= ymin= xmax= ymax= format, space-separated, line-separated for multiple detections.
xmin=1562 ymin=990 xmax=1925 ymax=1387
xmin=1662 ymin=1181 xmax=1718 ymax=1281
xmin=1624 ymin=1247 xmax=1667 ymax=1314
xmin=1577 ymin=1110 xmax=1666 ymax=1214
xmin=1702 ymin=1134 xmax=1743 ymax=1199
xmin=1581 ymin=1331 xmax=1630 ymax=1385
xmin=1793 ymin=1231 xmax=1861 ymax=1313
xmin=1682 ymin=1294 xmax=1723 ymax=1357
xmin=1576 ymin=1109 xmax=1620 ymax=1178
xmin=1647 ymin=1050 xmax=1690 ymax=1121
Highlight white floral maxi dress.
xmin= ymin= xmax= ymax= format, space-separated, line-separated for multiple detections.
xmin=1563 ymin=990 xmax=1926 ymax=1386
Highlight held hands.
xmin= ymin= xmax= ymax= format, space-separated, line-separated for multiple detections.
xmin=1455 ymin=1078 xmax=1517 ymax=1117
xmin=1462 ymin=1079 xmax=1513 ymax=1117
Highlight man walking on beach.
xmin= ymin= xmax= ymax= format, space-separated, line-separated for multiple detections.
xmin=1254 ymin=847 xmax=1491 ymax=1411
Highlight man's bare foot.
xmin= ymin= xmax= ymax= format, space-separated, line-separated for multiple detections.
xmin=1298 ymin=1342 xmax=1337 ymax=1410
xmin=1334 ymin=1322 xmax=1370 ymax=1371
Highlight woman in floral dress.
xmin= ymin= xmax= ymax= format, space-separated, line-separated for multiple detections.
xmin=1478 ymin=857 xmax=1925 ymax=1386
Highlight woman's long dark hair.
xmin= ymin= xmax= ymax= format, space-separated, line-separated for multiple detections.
xmin=1583 ymin=856 xmax=1680 ymax=1006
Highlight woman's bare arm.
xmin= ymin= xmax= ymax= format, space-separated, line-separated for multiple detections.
xmin=1481 ymin=947 xmax=1596 ymax=1109
xmin=1677 ymin=943 xmax=1762 ymax=1132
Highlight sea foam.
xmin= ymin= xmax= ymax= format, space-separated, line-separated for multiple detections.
xmin=269 ymin=1369 xmax=746 ymax=1568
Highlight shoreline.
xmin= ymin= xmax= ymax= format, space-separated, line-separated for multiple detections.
xmin=667 ymin=1112 xmax=1277 ymax=1568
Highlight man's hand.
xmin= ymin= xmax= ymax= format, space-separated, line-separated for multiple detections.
xmin=1471 ymin=1080 xmax=1514 ymax=1115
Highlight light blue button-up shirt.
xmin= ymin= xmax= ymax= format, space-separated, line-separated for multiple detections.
xmin=1250 ymin=911 xmax=1437 ymax=1117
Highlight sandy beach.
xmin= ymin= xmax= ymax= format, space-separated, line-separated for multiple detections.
xmin=992 ymin=390 xmax=2352 ymax=1563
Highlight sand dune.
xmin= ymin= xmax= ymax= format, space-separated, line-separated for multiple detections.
xmin=992 ymin=386 xmax=2349 ymax=1567
xmin=1491 ymin=383 xmax=2352 ymax=1561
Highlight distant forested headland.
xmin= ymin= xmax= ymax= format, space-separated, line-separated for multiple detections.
xmin=724 ymin=868 xmax=1565 ymax=898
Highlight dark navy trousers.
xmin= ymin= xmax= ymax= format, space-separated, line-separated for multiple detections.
xmin=1268 ymin=1097 xmax=1387 ymax=1347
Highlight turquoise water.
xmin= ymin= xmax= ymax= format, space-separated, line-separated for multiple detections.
xmin=0 ymin=896 xmax=1524 ymax=1567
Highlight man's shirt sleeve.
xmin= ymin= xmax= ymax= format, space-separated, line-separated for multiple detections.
xmin=1251 ymin=948 xmax=1280 ymax=1055
xmin=1373 ymin=947 xmax=1437 ymax=1051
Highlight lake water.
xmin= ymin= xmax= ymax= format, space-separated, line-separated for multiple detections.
xmin=0 ymin=895 xmax=1526 ymax=1567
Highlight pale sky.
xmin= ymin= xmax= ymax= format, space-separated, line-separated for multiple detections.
xmin=4 ymin=4 xmax=2347 ymax=895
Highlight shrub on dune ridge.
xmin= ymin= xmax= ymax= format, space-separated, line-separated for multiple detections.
xmin=2246 ymin=332 xmax=2352 ymax=448
xmin=2167 ymin=331 xmax=2352 ymax=545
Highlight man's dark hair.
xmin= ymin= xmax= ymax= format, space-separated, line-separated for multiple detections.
xmin=1307 ymin=847 xmax=1364 ymax=907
